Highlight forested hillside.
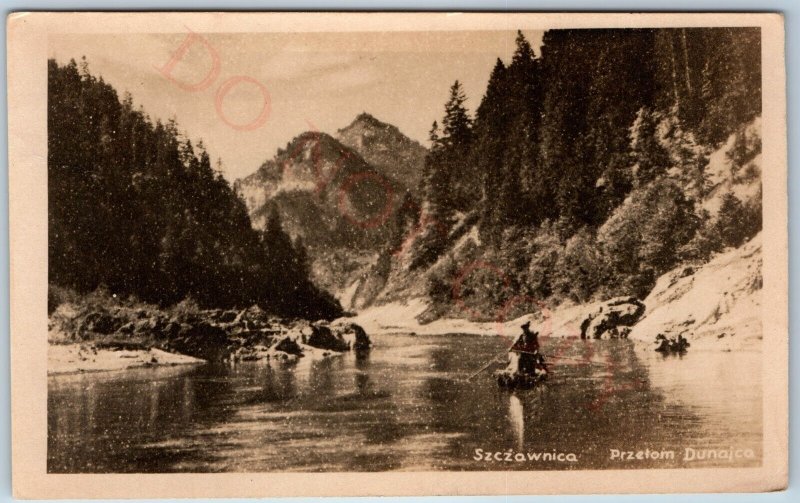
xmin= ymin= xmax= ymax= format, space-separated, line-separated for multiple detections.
xmin=48 ymin=58 xmax=341 ymax=319
xmin=381 ymin=28 xmax=763 ymax=320
xmin=235 ymin=114 xmax=423 ymax=307
xmin=48 ymin=27 xmax=763 ymax=325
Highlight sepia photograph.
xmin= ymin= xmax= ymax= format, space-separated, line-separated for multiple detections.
xmin=8 ymin=11 xmax=788 ymax=497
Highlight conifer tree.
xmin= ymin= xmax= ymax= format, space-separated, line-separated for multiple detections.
xmin=441 ymin=80 xmax=472 ymax=150
xmin=48 ymin=58 xmax=341 ymax=317
xmin=472 ymin=58 xmax=511 ymax=239
xmin=630 ymin=107 xmax=670 ymax=185
xmin=428 ymin=120 xmax=440 ymax=148
xmin=422 ymin=81 xmax=476 ymax=216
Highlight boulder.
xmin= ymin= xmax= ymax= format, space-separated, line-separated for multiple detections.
xmin=162 ymin=320 xmax=183 ymax=339
xmin=230 ymin=343 xmax=273 ymax=362
xmin=116 ymin=322 xmax=136 ymax=335
xmin=306 ymin=324 xmax=350 ymax=352
xmin=271 ymin=336 xmax=303 ymax=356
xmin=580 ymin=297 xmax=646 ymax=339
xmin=133 ymin=315 xmax=169 ymax=335
xmin=234 ymin=305 xmax=270 ymax=326
xmin=329 ymin=320 xmax=371 ymax=350
xmin=233 ymin=329 xmax=271 ymax=346
xmin=166 ymin=322 xmax=229 ymax=361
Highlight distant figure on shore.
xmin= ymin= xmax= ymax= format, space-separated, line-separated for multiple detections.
xmin=654 ymin=333 xmax=690 ymax=354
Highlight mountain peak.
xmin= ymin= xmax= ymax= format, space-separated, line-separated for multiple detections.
xmin=354 ymin=111 xmax=381 ymax=124
xmin=336 ymin=113 xmax=428 ymax=192
xmin=339 ymin=112 xmax=393 ymax=134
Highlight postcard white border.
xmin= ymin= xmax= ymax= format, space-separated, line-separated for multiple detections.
xmin=8 ymin=11 xmax=788 ymax=497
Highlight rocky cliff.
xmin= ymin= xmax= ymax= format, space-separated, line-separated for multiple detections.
xmin=234 ymin=115 xmax=427 ymax=307
xmin=628 ymin=233 xmax=762 ymax=350
xmin=336 ymin=113 xmax=428 ymax=194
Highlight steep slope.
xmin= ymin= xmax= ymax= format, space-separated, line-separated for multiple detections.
xmin=364 ymin=113 xmax=764 ymax=318
xmin=354 ymin=233 xmax=762 ymax=355
xmin=628 ymin=233 xmax=762 ymax=350
xmin=702 ymin=116 xmax=762 ymax=216
xmin=336 ymin=113 xmax=428 ymax=193
xmin=235 ymin=130 xmax=412 ymax=303
xmin=48 ymin=59 xmax=340 ymax=318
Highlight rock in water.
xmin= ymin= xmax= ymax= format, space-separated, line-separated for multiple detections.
xmin=306 ymin=324 xmax=351 ymax=352
xmin=580 ymin=297 xmax=646 ymax=339
xmin=329 ymin=320 xmax=371 ymax=350
xmin=272 ymin=336 xmax=303 ymax=356
xmin=167 ymin=322 xmax=229 ymax=361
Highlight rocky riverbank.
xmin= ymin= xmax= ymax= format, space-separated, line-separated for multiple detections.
xmin=355 ymin=234 xmax=762 ymax=352
xmin=48 ymin=292 xmax=370 ymax=375
xmin=353 ymin=296 xmax=645 ymax=341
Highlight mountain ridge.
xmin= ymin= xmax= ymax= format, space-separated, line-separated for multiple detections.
xmin=336 ymin=112 xmax=428 ymax=193
xmin=235 ymin=116 xmax=425 ymax=306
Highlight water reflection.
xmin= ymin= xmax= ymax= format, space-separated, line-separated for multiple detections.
xmin=508 ymin=394 xmax=524 ymax=450
xmin=48 ymin=335 xmax=762 ymax=472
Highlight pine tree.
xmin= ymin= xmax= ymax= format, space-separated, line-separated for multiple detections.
xmin=511 ymin=30 xmax=535 ymax=66
xmin=715 ymin=192 xmax=761 ymax=248
xmin=471 ymin=58 xmax=511 ymax=239
xmin=630 ymin=107 xmax=670 ymax=185
xmin=503 ymin=31 xmax=548 ymax=228
xmin=697 ymin=28 xmax=761 ymax=145
xmin=422 ymin=82 xmax=475 ymax=217
xmin=428 ymin=120 xmax=440 ymax=148
xmin=441 ymin=80 xmax=472 ymax=150
xmin=48 ymin=58 xmax=342 ymax=317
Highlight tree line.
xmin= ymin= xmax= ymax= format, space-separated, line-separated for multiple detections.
xmin=48 ymin=58 xmax=341 ymax=319
xmin=409 ymin=28 xmax=762 ymax=312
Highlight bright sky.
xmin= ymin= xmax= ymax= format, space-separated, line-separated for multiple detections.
xmin=49 ymin=30 xmax=544 ymax=182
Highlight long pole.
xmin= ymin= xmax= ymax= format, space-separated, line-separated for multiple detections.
xmin=467 ymin=343 xmax=611 ymax=382
xmin=543 ymin=353 xmax=611 ymax=365
xmin=508 ymin=348 xmax=611 ymax=365
xmin=466 ymin=349 xmax=508 ymax=381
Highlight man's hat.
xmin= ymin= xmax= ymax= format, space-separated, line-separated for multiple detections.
xmin=521 ymin=321 xmax=531 ymax=329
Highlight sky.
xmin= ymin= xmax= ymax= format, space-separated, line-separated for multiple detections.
xmin=49 ymin=30 xmax=544 ymax=182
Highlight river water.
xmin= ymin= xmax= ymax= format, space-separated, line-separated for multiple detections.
xmin=48 ymin=333 xmax=762 ymax=472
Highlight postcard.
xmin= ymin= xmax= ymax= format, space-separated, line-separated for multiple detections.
xmin=7 ymin=11 xmax=787 ymax=497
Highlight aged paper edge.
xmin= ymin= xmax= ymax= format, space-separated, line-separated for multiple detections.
xmin=7 ymin=11 xmax=788 ymax=498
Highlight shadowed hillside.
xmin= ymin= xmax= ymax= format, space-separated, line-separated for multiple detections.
xmin=48 ymin=58 xmax=341 ymax=319
xmin=235 ymin=128 xmax=420 ymax=305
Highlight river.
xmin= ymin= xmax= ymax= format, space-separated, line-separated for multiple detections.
xmin=48 ymin=333 xmax=762 ymax=472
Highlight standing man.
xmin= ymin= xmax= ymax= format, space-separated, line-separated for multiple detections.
xmin=507 ymin=321 xmax=547 ymax=377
